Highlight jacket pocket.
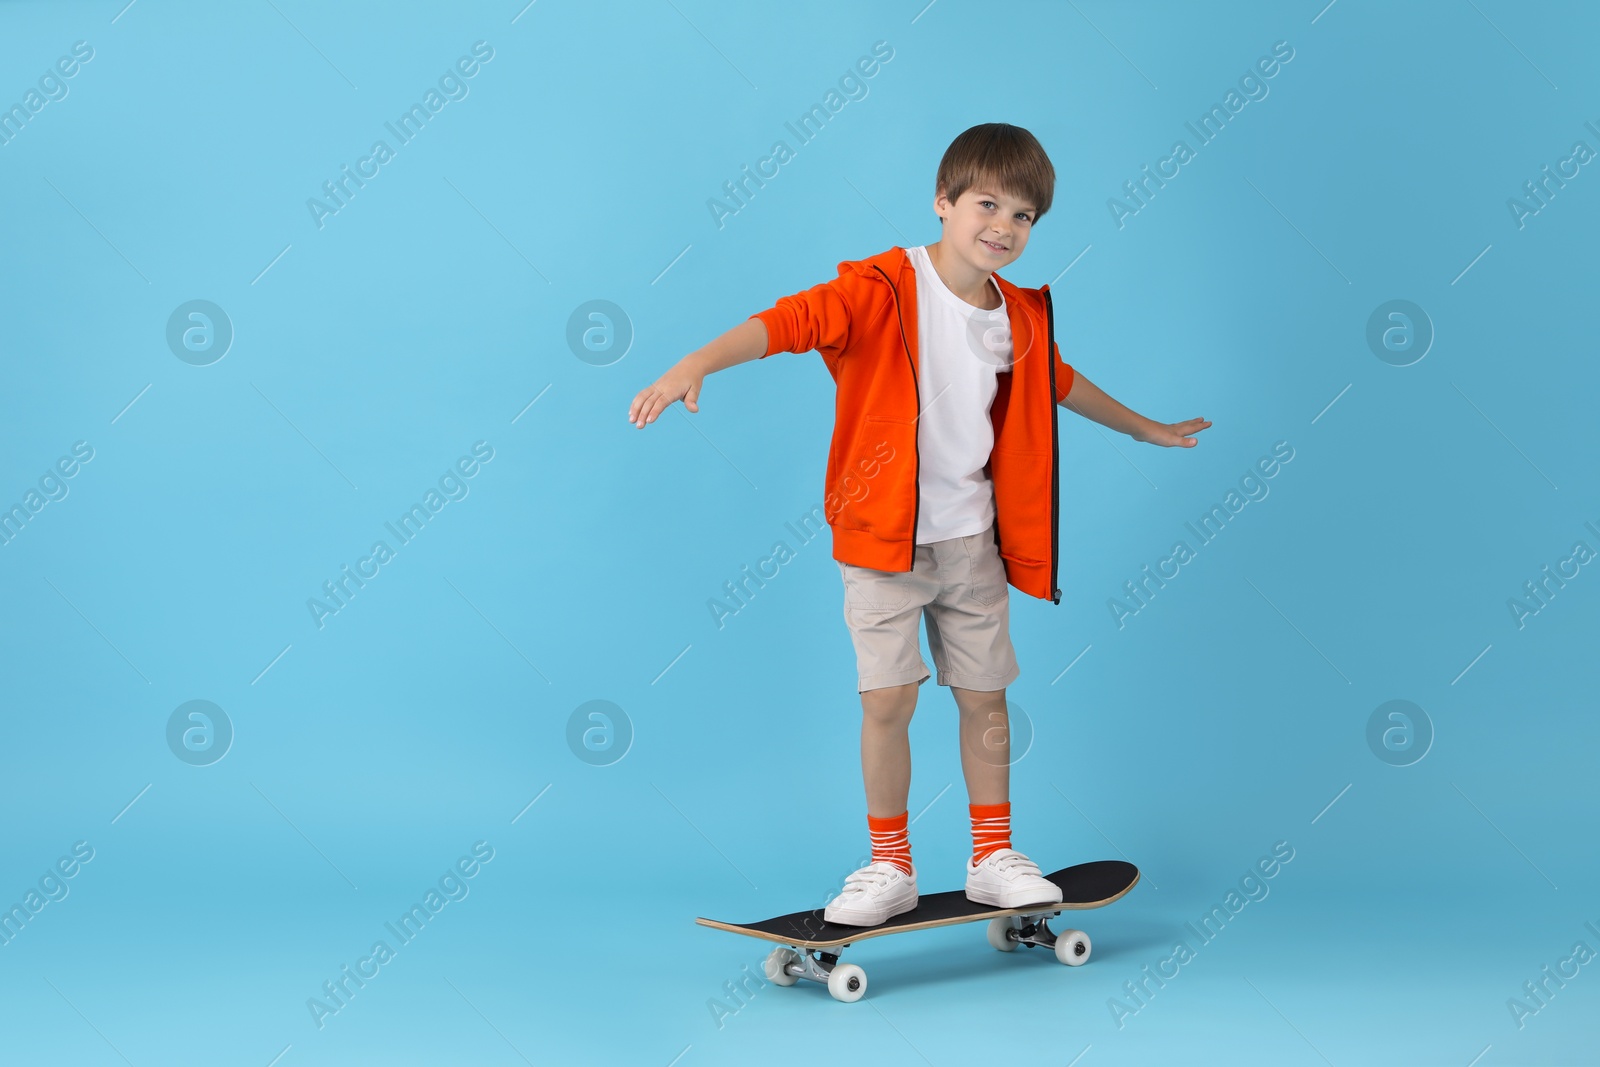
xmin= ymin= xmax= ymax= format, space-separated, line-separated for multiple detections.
xmin=829 ymin=416 xmax=917 ymax=539
xmin=989 ymin=445 xmax=1051 ymax=564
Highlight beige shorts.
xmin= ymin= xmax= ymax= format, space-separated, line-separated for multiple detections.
xmin=837 ymin=522 xmax=1020 ymax=694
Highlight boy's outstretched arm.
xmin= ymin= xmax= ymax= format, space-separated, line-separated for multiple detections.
xmin=628 ymin=317 xmax=769 ymax=428
xmin=1059 ymin=371 xmax=1212 ymax=448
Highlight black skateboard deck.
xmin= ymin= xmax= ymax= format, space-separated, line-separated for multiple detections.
xmin=697 ymin=860 xmax=1139 ymax=1001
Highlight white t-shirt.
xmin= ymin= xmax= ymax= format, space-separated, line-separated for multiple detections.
xmin=905 ymin=244 xmax=1014 ymax=545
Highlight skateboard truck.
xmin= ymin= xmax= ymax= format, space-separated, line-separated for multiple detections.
xmin=766 ymin=945 xmax=868 ymax=1002
xmin=989 ymin=908 xmax=1092 ymax=963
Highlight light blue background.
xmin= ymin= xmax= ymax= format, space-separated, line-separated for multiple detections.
xmin=2 ymin=1 xmax=1597 ymax=1064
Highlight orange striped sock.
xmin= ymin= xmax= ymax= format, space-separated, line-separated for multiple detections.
xmin=970 ymin=801 xmax=1011 ymax=865
xmin=867 ymin=810 xmax=912 ymax=875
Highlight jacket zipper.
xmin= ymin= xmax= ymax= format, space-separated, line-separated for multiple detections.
xmin=1043 ymin=284 xmax=1061 ymax=605
xmin=872 ymin=262 xmax=920 ymax=571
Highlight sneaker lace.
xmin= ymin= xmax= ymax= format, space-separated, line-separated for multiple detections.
xmin=988 ymin=850 xmax=1042 ymax=878
xmin=840 ymin=863 xmax=900 ymax=895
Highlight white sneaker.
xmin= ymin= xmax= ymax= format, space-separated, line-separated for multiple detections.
xmin=823 ymin=861 xmax=919 ymax=926
xmin=965 ymin=848 xmax=1063 ymax=909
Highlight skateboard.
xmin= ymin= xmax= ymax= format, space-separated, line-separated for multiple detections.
xmin=696 ymin=859 xmax=1139 ymax=1002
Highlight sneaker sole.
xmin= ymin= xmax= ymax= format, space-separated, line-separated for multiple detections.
xmin=964 ymin=886 xmax=1064 ymax=909
xmin=824 ymin=895 xmax=919 ymax=926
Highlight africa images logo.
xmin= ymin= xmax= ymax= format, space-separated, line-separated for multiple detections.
xmin=306 ymin=41 xmax=495 ymax=230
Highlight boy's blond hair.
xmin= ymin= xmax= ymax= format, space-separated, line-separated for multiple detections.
xmin=935 ymin=122 xmax=1055 ymax=223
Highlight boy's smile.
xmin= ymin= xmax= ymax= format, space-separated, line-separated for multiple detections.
xmin=927 ymin=184 xmax=1036 ymax=307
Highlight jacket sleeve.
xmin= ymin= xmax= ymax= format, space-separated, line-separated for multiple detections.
xmin=748 ymin=275 xmax=853 ymax=359
xmin=1053 ymin=340 xmax=1076 ymax=405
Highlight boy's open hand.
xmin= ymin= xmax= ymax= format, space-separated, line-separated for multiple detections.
xmin=628 ymin=363 xmax=704 ymax=428
xmin=1133 ymin=417 xmax=1212 ymax=448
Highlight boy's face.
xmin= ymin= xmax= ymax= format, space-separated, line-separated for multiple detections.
xmin=933 ymin=183 xmax=1036 ymax=275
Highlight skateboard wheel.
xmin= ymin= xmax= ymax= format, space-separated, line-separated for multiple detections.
xmin=764 ymin=947 xmax=800 ymax=986
xmin=1054 ymin=928 xmax=1091 ymax=966
xmin=827 ymin=962 xmax=867 ymax=1003
xmin=986 ymin=917 xmax=1018 ymax=952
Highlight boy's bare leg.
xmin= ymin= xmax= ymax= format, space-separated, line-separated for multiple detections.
xmin=952 ymin=685 xmax=1009 ymax=805
xmin=861 ymin=682 xmax=919 ymax=817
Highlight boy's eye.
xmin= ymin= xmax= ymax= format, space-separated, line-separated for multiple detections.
xmin=980 ymin=199 xmax=1031 ymax=222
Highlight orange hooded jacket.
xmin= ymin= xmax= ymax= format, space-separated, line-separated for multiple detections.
xmin=750 ymin=245 xmax=1074 ymax=604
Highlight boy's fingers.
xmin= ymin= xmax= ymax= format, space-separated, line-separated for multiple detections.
xmin=631 ymin=382 xmax=700 ymax=426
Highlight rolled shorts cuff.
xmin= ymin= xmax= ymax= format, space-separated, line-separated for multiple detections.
xmin=936 ymin=662 xmax=1020 ymax=692
xmin=856 ymin=665 xmax=932 ymax=694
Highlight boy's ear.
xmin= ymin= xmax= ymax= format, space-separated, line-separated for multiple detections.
xmin=933 ymin=188 xmax=952 ymax=222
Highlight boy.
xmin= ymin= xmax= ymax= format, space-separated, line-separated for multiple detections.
xmin=628 ymin=123 xmax=1209 ymax=926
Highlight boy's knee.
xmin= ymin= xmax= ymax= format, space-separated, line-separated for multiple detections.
xmin=861 ymin=682 xmax=918 ymax=726
xmin=952 ymin=685 xmax=1007 ymax=716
